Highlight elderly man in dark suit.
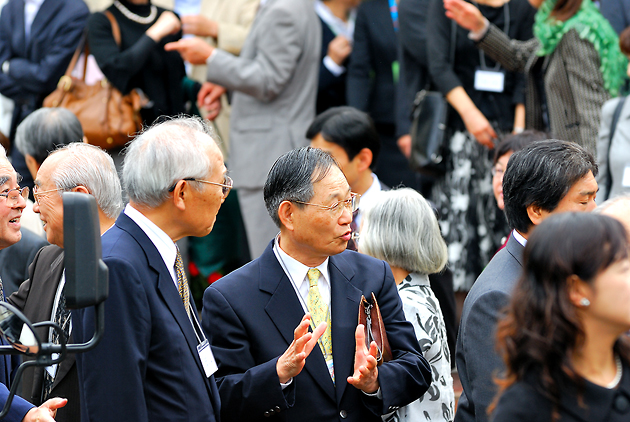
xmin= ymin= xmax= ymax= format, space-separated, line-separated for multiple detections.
xmin=0 ymin=0 xmax=88 ymax=189
xmin=456 ymin=140 xmax=599 ymax=422
xmin=73 ymin=117 xmax=226 ymax=422
xmin=202 ymin=146 xmax=431 ymax=422
xmin=7 ymin=143 xmax=123 ymax=422
xmin=0 ymin=145 xmax=66 ymax=422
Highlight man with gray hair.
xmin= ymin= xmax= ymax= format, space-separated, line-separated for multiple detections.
xmin=7 ymin=142 xmax=123 ymax=422
xmin=73 ymin=116 xmax=225 ymax=422
xmin=14 ymin=108 xmax=83 ymax=183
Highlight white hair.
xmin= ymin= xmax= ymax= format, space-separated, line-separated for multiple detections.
xmin=122 ymin=116 xmax=221 ymax=208
xmin=594 ymin=195 xmax=630 ymax=214
xmin=360 ymin=188 xmax=448 ymax=274
xmin=49 ymin=143 xmax=124 ymax=218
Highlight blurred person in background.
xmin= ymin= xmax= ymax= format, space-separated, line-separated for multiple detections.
xmin=444 ymin=0 xmax=627 ymax=156
xmin=360 ymin=188 xmax=454 ymax=422
xmin=491 ymin=212 xmax=630 ymax=422
xmin=426 ymin=0 xmax=535 ymax=291
xmin=596 ymin=27 xmax=630 ymax=203
xmin=347 ymin=0 xmax=423 ymax=192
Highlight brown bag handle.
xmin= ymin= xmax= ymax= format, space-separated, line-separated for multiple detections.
xmin=104 ymin=11 xmax=122 ymax=47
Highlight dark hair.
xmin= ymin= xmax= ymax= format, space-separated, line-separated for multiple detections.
xmin=493 ymin=213 xmax=630 ymax=420
xmin=502 ymin=140 xmax=598 ymax=233
xmin=620 ymin=26 xmax=630 ymax=56
xmin=264 ymin=147 xmax=339 ymax=228
xmin=493 ymin=130 xmax=548 ymax=165
xmin=305 ymin=106 xmax=381 ymax=168
xmin=15 ymin=108 xmax=84 ymax=165
xmin=550 ymin=0 xmax=583 ymax=22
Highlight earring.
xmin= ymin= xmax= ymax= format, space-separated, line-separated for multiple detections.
xmin=579 ymin=298 xmax=590 ymax=307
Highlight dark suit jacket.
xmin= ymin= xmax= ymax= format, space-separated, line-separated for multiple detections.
xmin=492 ymin=361 xmax=630 ymax=422
xmin=202 ymin=240 xmax=431 ymax=422
xmin=317 ymin=17 xmax=348 ymax=114
xmin=0 ymin=0 xmax=89 ymax=138
xmin=0 ymin=228 xmax=47 ymax=298
xmin=72 ymin=213 xmax=221 ymax=422
xmin=347 ymin=0 xmax=397 ymax=126
xmin=7 ymin=245 xmax=79 ymax=422
xmin=455 ymin=233 xmax=524 ymax=422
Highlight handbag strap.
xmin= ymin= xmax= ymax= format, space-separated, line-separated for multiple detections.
xmin=104 ymin=11 xmax=122 ymax=47
xmin=606 ymin=96 xmax=626 ymax=200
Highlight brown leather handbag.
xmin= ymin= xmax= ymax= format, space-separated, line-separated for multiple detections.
xmin=358 ymin=293 xmax=392 ymax=366
xmin=43 ymin=11 xmax=145 ymax=150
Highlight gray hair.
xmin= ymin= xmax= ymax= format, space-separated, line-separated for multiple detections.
xmin=360 ymin=188 xmax=448 ymax=274
xmin=48 ymin=143 xmax=123 ymax=218
xmin=15 ymin=108 xmax=83 ymax=164
xmin=123 ymin=116 xmax=221 ymax=208
xmin=263 ymin=147 xmax=338 ymax=228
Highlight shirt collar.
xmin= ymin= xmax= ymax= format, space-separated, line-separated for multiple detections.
xmin=513 ymin=229 xmax=527 ymax=247
xmin=354 ymin=173 xmax=381 ymax=228
xmin=273 ymin=235 xmax=330 ymax=291
xmin=124 ymin=204 xmax=178 ymax=282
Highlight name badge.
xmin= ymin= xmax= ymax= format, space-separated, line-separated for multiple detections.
xmin=622 ymin=165 xmax=630 ymax=188
xmin=474 ymin=69 xmax=505 ymax=93
xmin=197 ymin=339 xmax=218 ymax=378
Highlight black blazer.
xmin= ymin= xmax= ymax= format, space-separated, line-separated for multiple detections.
xmin=202 ymin=240 xmax=432 ymax=422
xmin=493 ymin=362 xmax=630 ymax=421
xmin=0 ymin=0 xmax=89 ymax=138
xmin=8 ymin=245 xmax=79 ymax=422
xmin=347 ymin=0 xmax=398 ymax=126
xmin=316 ymin=17 xmax=348 ymax=114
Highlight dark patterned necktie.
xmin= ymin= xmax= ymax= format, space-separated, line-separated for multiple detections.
xmin=42 ymin=290 xmax=71 ymax=400
xmin=175 ymin=250 xmax=191 ymax=317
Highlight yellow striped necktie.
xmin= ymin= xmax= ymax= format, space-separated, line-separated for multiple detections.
xmin=306 ymin=268 xmax=334 ymax=382
xmin=175 ymin=250 xmax=191 ymax=317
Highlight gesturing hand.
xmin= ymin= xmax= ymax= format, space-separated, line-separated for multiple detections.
xmin=347 ymin=324 xmax=379 ymax=394
xmin=23 ymin=398 xmax=67 ymax=422
xmin=164 ymin=38 xmax=214 ymax=65
xmin=197 ymin=82 xmax=227 ymax=120
xmin=276 ymin=314 xmax=327 ymax=384
xmin=443 ymin=0 xmax=486 ymax=33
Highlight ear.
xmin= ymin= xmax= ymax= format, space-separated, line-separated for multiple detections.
xmin=354 ymin=148 xmax=373 ymax=173
xmin=278 ymin=200 xmax=295 ymax=231
xmin=567 ymin=275 xmax=593 ymax=308
xmin=526 ymin=204 xmax=546 ymax=227
xmin=72 ymin=185 xmax=90 ymax=195
xmin=24 ymin=154 xmax=40 ymax=181
xmin=170 ymin=180 xmax=188 ymax=212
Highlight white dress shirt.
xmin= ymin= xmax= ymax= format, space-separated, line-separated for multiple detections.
xmin=24 ymin=0 xmax=45 ymax=40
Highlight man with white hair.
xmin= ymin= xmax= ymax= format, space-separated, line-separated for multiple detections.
xmin=73 ymin=116 xmax=225 ymax=422
xmin=0 ymin=145 xmax=67 ymax=422
xmin=7 ymin=142 xmax=123 ymax=422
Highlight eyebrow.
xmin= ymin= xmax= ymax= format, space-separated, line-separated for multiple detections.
xmin=325 ymin=187 xmax=352 ymax=202
xmin=0 ymin=175 xmax=10 ymax=186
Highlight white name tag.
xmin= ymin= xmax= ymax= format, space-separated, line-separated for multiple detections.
xmin=622 ymin=165 xmax=630 ymax=188
xmin=474 ymin=69 xmax=505 ymax=93
xmin=197 ymin=339 xmax=218 ymax=378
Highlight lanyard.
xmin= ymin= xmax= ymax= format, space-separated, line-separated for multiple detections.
xmin=388 ymin=0 xmax=398 ymax=31
xmin=475 ymin=2 xmax=509 ymax=70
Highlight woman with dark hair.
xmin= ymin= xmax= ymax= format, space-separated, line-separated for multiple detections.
xmin=444 ymin=0 xmax=627 ymax=155
xmin=491 ymin=212 xmax=630 ymax=422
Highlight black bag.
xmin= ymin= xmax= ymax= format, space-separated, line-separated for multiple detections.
xmin=409 ymin=21 xmax=457 ymax=177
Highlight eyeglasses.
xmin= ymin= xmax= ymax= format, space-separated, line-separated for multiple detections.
xmin=0 ymin=187 xmax=29 ymax=207
xmin=33 ymin=186 xmax=62 ymax=205
xmin=292 ymin=192 xmax=360 ymax=215
xmin=491 ymin=166 xmax=505 ymax=177
xmin=168 ymin=176 xmax=233 ymax=198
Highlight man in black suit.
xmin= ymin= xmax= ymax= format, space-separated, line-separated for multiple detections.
xmin=202 ymin=146 xmax=431 ymax=422
xmin=8 ymin=143 xmax=123 ymax=422
xmin=456 ymin=140 xmax=599 ymax=422
xmin=73 ymin=117 xmax=225 ymax=422
xmin=0 ymin=0 xmax=88 ymax=189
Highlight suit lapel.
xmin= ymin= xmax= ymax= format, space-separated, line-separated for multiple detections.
xmin=505 ymin=232 xmax=525 ymax=268
xmin=13 ymin=0 xmax=27 ymax=56
xmin=329 ymin=253 xmax=362 ymax=403
xmin=27 ymin=0 xmax=62 ymax=50
xmin=260 ymin=243 xmax=337 ymax=400
xmin=116 ymin=214 xmax=211 ymax=393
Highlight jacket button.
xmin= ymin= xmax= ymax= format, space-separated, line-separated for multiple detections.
xmin=340 ymin=410 xmax=348 ymax=419
xmin=263 ymin=411 xmax=271 ymax=417
xmin=614 ymin=395 xmax=630 ymax=412
xmin=274 ymin=406 xmax=281 ymax=413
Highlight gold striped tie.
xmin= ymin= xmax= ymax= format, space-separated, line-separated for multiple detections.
xmin=175 ymin=250 xmax=191 ymax=317
xmin=306 ymin=268 xmax=334 ymax=382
